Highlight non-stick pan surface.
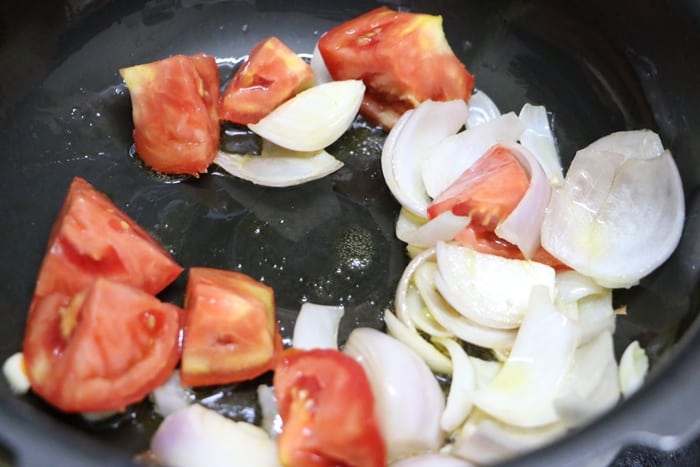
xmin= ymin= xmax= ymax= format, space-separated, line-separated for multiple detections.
xmin=1 ymin=0 xmax=700 ymax=466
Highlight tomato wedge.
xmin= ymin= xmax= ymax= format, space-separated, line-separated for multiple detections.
xmin=33 ymin=177 xmax=182 ymax=300
xmin=274 ymin=348 xmax=386 ymax=467
xmin=23 ymin=278 xmax=182 ymax=412
xmin=318 ymin=7 xmax=474 ymax=129
xmin=180 ymin=267 xmax=282 ymax=387
xmin=219 ymin=36 xmax=315 ymax=125
xmin=120 ymin=53 xmax=220 ymax=175
xmin=428 ymin=145 xmax=565 ymax=267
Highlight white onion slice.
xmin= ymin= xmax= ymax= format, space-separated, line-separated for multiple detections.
xmin=310 ymin=41 xmax=333 ymax=85
xmin=382 ymin=109 xmax=416 ymax=215
xmin=422 ymin=112 xmax=525 ymax=199
xmin=472 ymin=286 xmax=577 ymax=428
xmin=493 ymin=142 xmax=552 ymax=259
xmin=435 ymin=242 xmax=555 ymax=329
xmin=249 ymin=79 xmax=365 ymax=152
xmin=618 ymin=340 xmax=649 ymax=398
xmin=396 ymin=210 xmax=471 ymax=248
xmin=541 ymin=130 xmax=685 ymax=288
xmin=518 ymin=103 xmax=564 ymax=185
xmin=383 ymin=99 xmax=469 ymax=217
xmin=344 ymin=327 xmax=445 ymax=462
xmin=394 ymin=247 xmax=438 ymax=328
xmin=414 ymin=261 xmax=517 ymax=350
xmin=257 ymin=384 xmax=283 ymax=438
xmin=555 ymin=270 xmax=606 ymax=305
xmin=573 ymin=289 xmax=616 ymax=345
xmin=150 ymin=404 xmax=280 ymax=467
xmin=292 ymin=302 xmax=344 ymax=350
xmin=392 ymin=453 xmax=476 ymax=467
xmin=150 ymin=371 xmax=194 ymax=418
xmin=2 ymin=352 xmax=30 ymax=395
xmin=215 ymin=141 xmax=343 ymax=187
xmin=404 ymin=284 xmax=452 ymax=339
xmin=467 ymin=90 xmax=501 ymax=128
xmin=437 ymin=338 xmax=476 ymax=432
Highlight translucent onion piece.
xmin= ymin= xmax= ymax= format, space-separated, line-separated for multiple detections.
xmin=494 ymin=142 xmax=552 ymax=259
xmin=471 ymin=357 xmax=502 ymax=389
xmin=541 ymin=130 xmax=685 ymax=288
xmin=257 ymin=384 xmax=283 ymax=438
xmin=405 ymin=284 xmax=452 ymax=339
xmin=383 ymin=99 xmax=469 ymax=217
xmin=392 ymin=453 xmax=476 ymax=467
xmin=382 ymin=109 xmax=415 ymax=216
xmin=435 ymin=242 xmax=556 ymax=329
xmin=344 ymin=327 xmax=446 ymax=462
xmin=151 ymin=404 xmax=280 ymax=467
xmin=518 ymin=103 xmax=564 ymax=185
xmin=395 ymin=247 xmax=438 ymax=328
xmin=574 ymin=289 xmax=616 ymax=345
xmin=555 ymin=270 xmax=606 ymax=305
xmin=436 ymin=338 xmax=476 ymax=432
xmin=414 ymin=261 xmax=517 ymax=350
xmin=2 ymin=352 xmax=30 ymax=395
xmin=384 ymin=308 xmax=453 ymax=375
xmin=422 ymin=112 xmax=525 ymax=199
xmin=214 ymin=142 xmax=343 ymax=187
xmin=466 ymin=90 xmax=501 ymax=129
xmin=310 ymin=41 xmax=333 ymax=85
xmin=396 ymin=210 xmax=471 ymax=248
xmin=292 ymin=302 xmax=344 ymax=350
xmin=150 ymin=371 xmax=195 ymax=418
xmin=472 ymin=286 xmax=577 ymax=428
xmin=249 ymin=79 xmax=365 ymax=152
xmin=618 ymin=340 xmax=649 ymax=398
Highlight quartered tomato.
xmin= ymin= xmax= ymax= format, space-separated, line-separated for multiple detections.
xmin=428 ymin=145 xmax=565 ymax=267
xmin=120 ymin=53 xmax=220 ymax=175
xmin=180 ymin=267 xmax=282 ymax=387
xmin=219 ymin=36 xmax=315 ymax=125
xmin=23 ymin=278 xmax=182 ymax=412
xmin=33 ymin=177 xmax=182 ymax=301
xmin=274 ymin=348 xmax=386 ymax=467
xmin=318 ymin=7 xmax=474 ymax=129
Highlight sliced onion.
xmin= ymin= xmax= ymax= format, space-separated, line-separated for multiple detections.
xmin=435 ymin=242 xmax=556 ymax=329
xmin=150 ymin=404 xmax=280 ymax=467
xmin=382 ymin=109 xmax=416 ymax=215
xmin=383 ymin=99 xmax=470 ymax=217
xmin=618 ymin=340 xmax=648 ymax=398
xmin=395 ymin=247 xmax=438 ymax=328
xmin=422 ymin=112 xmax=525 ymax=199
xmin=518 ymin=103 xmax=564 ymax=185
xmin=257 ymin=384 xmax=283 ymax=438
xmin=150 ymin=371 xmax=195 ymax=418
xmin=292 ymin=302 xmax=344 ymax=350
xmin=249 ymin=79 xmax=365 ymax=152
xmin=472 ymin=286 xmax=577 ymax=428
xmin=555 ymin=270 xmax=606 ymax=305
xmin=2 ymin=352 xmax=30 ymax=395
xmin=494 ymin=142 xmax=552 ymax=259
xmin=214 ymin=140 xmax=343 ymax=187
xmin=435 ymin=338 xmax=476 ymax=432
xmin=541 ymin=130 xmax=685 ymax=288
xmin=310 ymin=41 xmax=333 ymax=85
xmin=396 ymin=210 xmax=471 ymax=248
xmin=405 ymin=285 xmax=452 ymax=339
xmin=573 ymin=288 xmax=616 ymax=345
xmin=414 ymin=261 xmax=517 ymax=350
xmin=466 ymin=90 xmax=501 ymax=128
xmin=344 ymin=327 xmax=446 ymax=462
xmin=392 ymin=453 xmax=476 ymax=467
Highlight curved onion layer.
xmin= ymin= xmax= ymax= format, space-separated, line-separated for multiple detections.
xmin=249 ymin=79 xmax=365 ymax=152
xmin=292 ymin=302 xmax=345 ymax=350
xmin=214 ymin=141 xmax=343 ymax=187
xmin=382 ymin=99 xmax=469 ymax=217
xmin=618 ymin=340 xmax=648 ymax=398
xmin=392 ymin=453 xmax=476 ymax=467
xmin=344 ymin=327 xmax=445 ymax=462
xmin=571 ymin=287 xmax=615 ymax=345
xmin=403 ymin=284 xmax=452 ymax=339
xmin=257 ymin=384 xmax=283 ymax=438
xmin=150 ymin=371 xmax=194 ymax=418
xmin=518 ymin=103 xmax=564 ymax=185
xmin=472 ymin=286 xmax=577 ymax=428
xmin=422 ymin=112 xmax=525 ymax=199
xmin=541 ymin=130 xmax=685 ymax=288
xmin=493 ymin=142 xmax=552 ymax=259
xmin=414 ymin=261 xmax=517 ymax=350
xmin=310 ymin=41 xmax=333 ymax=85
xmin=435 ymin=242 xmax=556 ymax=329
xmin=555 ymin=270 xmax=607 ymax=305
xmin=2 ymin=352 xmax=30 ymax=395
xmin=151 ymin=404 xmax=280 ymax=467
xmin=394 ymin=247 xmax=438 ymax=328
xmin=466 ymin=90 xmax=501 ymax=129
xmin=396 ymin=209 xmax=471 ymax=248
xmin=436 ymin=338 xmax=476 ymax=432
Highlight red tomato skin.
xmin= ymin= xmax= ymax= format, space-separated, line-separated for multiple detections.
xmin=120 ymin=53 xmax=220 ymax=175
xmin=220 ymin=37 xmax=315 ymax=125
xmin=318 ymin=7 xmax=474 ymax=129
xmin=274 ymin=348 xmax=387 ymax=467
xmin=33 ymin=177 xmax=183 ymax=301
xmin=180 ymin=267 xmax=282 ymax=387
xmin=23 ymin=278 xmax=182 ymax=412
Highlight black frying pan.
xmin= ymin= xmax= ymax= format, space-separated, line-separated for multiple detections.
xmin=1 ymin=0 xmax=700 ymax=466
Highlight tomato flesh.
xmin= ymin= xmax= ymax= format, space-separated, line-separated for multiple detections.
xmin=23 ymin=278 xmax=182 ymax=412
xmin=220 ymin=36 xmax=315 ymax=125
xmin=120 ymin=53 xmax=220 ymax=175
xmin=34 ymin=177 xmax=182 ymax=300
xmin=180 ymin=267 xmax=282 ymax=387
xmin=274 ymin=348 xmax=386 ymax=467
xmin=318 ymin=7 xmax=474 ymax=129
